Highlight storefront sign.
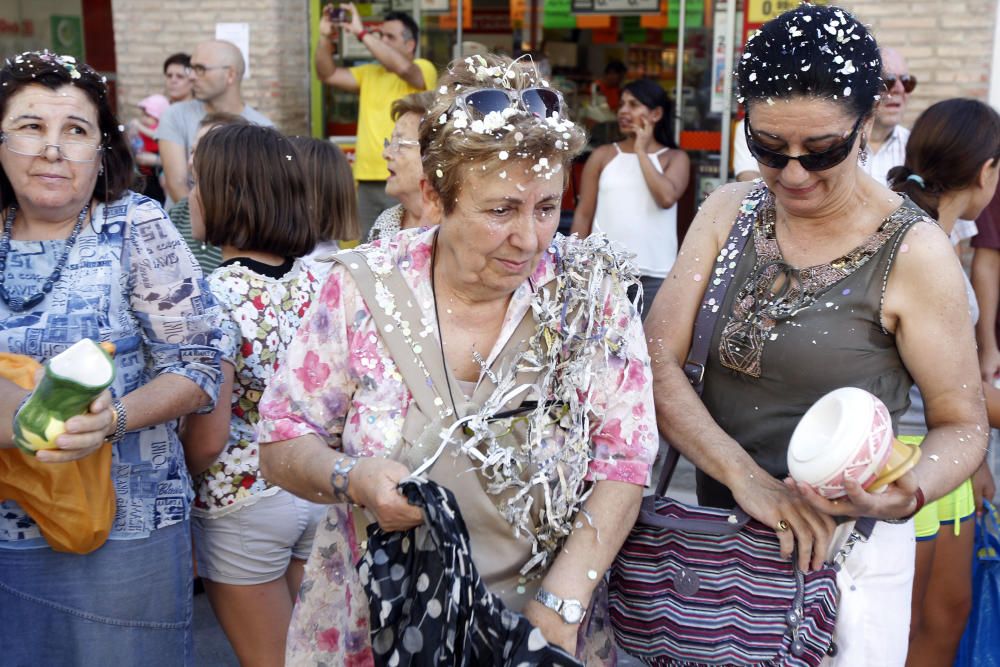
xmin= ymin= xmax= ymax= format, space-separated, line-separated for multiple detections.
xmin=709 ymin=8 xmax=729 ymax=113
xmin=572 ymin=0 xmax=660 ymax=15
xmin=746 ymin=0 xmax=827 ymax=26
xmin=544 ymin=0 xmax=576 ymax=29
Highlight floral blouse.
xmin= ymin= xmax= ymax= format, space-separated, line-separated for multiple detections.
xmin=0 ymin=191 xmax=224 ymax=546
xmin=193 ymin=258 xmax=328 ymax=516
xmin=256 ymin=227 xmax=657 ymax=664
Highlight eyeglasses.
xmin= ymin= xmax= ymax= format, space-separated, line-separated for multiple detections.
xmin=744 ymin=115 xmax=864 ymax=172
xmin=454 ymin=87 xmax=565 ymax=121
xmin=882 ymin=73 xmax=917 ymax=94
xmin=0 ymin=132 xmax=103 ymax=163
xmin=190 ymin=64 xmax=230 ymax=77
xmin=383 ymin=137 xmax=420 ymax=154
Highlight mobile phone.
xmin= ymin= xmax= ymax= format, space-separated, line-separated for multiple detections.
xmin=326 ymin=6 xmax=349 ymax=22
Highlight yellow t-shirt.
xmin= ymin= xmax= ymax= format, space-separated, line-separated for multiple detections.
xmin=349 ymin=59 xmax=438 ymax=181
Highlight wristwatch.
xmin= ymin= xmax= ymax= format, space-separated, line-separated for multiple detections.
xmin=534 ymin=587 xmax=586 ymax=624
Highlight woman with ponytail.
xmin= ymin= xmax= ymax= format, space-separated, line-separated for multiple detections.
xmin=571 ymin=78 xmax=689 ymax=318
xmin=887 ymin=97 xmax=1000 ymax=667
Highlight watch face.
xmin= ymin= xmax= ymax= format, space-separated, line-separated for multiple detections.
xmin=562 ymin=600 xmax=585 ymax=624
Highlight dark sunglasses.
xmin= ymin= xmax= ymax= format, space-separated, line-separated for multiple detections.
xmin=744 ymin=115 xmax=865 ymax=172
xmin=453 ymin=87 xmax=565 ymax=120
xmin=882 ymin=73 xmax=917 ymax=94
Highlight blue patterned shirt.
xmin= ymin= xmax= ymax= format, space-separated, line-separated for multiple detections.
xmin=0 ymin=191 xmax=224 ymax=547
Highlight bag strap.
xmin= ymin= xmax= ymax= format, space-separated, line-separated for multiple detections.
xmin=656 ymin=208 xmax=754 ymax=496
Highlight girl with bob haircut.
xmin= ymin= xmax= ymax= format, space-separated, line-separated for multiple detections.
xmin=644 ymin=5 xmax=988 ymax=664
xmin=182 ymin=123 xmax=329 ymax=666
xmin=887 ymin=98 xmax=1000 ymax=667
xmin=287 ymin=136 xmax=359 ymax=257
xmin=257 ymin=53 xmax=658 ymax=664
xmin=571 ymin=77 xmax=690 ymax=318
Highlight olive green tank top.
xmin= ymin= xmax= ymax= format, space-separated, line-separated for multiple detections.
xmin=698 ymin=184 xmax=929 ymax=508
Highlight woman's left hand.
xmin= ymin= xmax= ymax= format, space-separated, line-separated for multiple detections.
xmin=634 ymin=116 xmax=654 ymax=153
xmin=973 ymin=460 xmax=996 ymax=515
xmin=35 ymin=390 xmax=114 ymax=463
xmin=522 ymin=599 xmax=578 ymax=655
xmin=787 ymin=472 xmax=922 ymax=521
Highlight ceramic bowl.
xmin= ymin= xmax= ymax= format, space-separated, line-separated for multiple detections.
xmin=787 ymin=387 xmax=895 ymax=499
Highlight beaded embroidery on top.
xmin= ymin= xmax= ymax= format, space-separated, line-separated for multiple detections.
xmin=365 ymin=233 xmax=641 ymax=577
xmin=719 ymin=186 xmax=925 ymax=378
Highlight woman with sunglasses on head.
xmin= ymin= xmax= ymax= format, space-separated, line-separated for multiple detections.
xmin=644 ymin=6 xmax=987 ymax=665
xmin=571 ymin=78 xmax=689 ymax=319
xmin=885 ymin=98 xmax=1000 ymax=667
xmin=0 ymin=52 xmax=224 ymax=665
xmin=256 ymin=53 xmax=657 ymax=664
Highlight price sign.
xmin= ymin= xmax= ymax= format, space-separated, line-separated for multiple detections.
xmin=747 ymin=0 xmax=826 ymax=24
xmin=572 ymin=0 xmax=660 ymax=15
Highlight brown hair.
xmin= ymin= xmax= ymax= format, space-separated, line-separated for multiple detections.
xmin=193 ymin=124 xmax=317 ymax=257
xmin=287 ymin=136 xmax=359 ymax=242
xmin=888 ymin=99 xmax=1000 ymax=220
xmin=419 ymin=54 xmax=586 ymax=215
xmin=391 ymin=91 xmax=436 ymax=122
xmin=198 ymin=111 xmax=250 ymax=130
xmin=0 ymin=51 xmax=135 ymax=207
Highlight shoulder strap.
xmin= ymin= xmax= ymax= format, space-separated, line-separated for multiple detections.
xmin=652 ymin=147 xmax=671 ymax=157
xmin=612 ymin=142 xmax=622 ymax=154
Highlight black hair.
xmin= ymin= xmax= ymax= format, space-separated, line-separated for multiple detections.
xmin=162 ymin=52 xmax=191 ymax=73
xmin=605 ymin=60 xmax=627 ymax=76
xmin=383 ymin=11 xmax=419 ymax=47
xmin=623 ymin=78 xmax=676 ymax=149
xmin=0 ymin=51 xmax=136 ymax=208
xmin=736 ymin=4 xmax=882 ymax=120
xmin=888 ymin=98 xmax=1000 ymax=220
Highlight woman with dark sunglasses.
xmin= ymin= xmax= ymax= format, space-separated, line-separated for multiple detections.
xmin=255 ymin=54 xmax=657 ymax=664
xmin=886 ymin=98 xmax=1000 ymax=667
xmin=644 ymin=5 xmax=987 ymax=665
xmin=571 ymin=79 xmax=690 ymax=319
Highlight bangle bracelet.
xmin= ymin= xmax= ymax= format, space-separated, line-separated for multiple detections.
xmin=330 ymin=455 xmax=357 ymax=504
xmin=898 ymin=487 xmax=926 ymax=522
xmin=109 ymin=399 xmax=127 ymax=443
xmin=356 ymin=29 xmax=368 ymax=41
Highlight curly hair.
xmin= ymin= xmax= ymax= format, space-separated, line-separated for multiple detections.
xmin=419 ymin=53 xmax=586 ymax=215
xmin=0 ymin=51 xmax=136 ymax=208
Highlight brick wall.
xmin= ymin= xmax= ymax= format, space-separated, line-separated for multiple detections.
xmin=840 ymin=0 xmax=998 ymax=124
xmin=110 ymin=0 xmax=310 ymax=135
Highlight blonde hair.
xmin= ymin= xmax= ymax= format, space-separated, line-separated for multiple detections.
xmin=419 ymin=54 xmax=586 ymax=215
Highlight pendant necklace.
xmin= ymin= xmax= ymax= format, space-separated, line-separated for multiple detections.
xmin=430 ymin=231 xmax=461 ymax=418
xmin=0 ymin=204 xmax=89 ymax=312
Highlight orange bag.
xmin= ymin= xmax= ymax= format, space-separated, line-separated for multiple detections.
xmin=0 ymin=352 xmax=116 ymax=554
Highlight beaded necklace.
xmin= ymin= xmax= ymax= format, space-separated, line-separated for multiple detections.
xmin=0 ymin=204 xmax=89 ymax=312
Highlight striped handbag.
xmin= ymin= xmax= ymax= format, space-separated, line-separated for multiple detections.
xmin=607 ymin=495 xmax=858 ymax=666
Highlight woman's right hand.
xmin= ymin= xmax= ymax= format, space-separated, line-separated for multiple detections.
xmin=34 ymin=390 xmax=114 ymax=463
xmin=348 ymin=457 xmax=423 ymax=531
xmin=730 ymin=469 xmax=836 ymax=572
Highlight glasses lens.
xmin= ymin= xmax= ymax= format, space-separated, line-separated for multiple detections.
xmin=900 ymin=75 xmax=917 ymax=93
xmin=521 ymin=88 xmax=561 ymax=117
xmin=61 ymin=141 xmax=100 ymax=162
xmin=191 ymin=65 xmax=206 ymax=76
xmin=463 ymin=90 xmax=513 ymax=119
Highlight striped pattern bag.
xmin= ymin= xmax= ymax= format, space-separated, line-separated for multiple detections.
xmin=608 ymin=496 xmax=846 ymax=667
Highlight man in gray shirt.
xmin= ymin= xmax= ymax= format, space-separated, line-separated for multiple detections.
xmin=156 ymin=40 xmax=273 ymax=203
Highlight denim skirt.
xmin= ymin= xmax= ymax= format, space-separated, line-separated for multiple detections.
xmin=0 ymin=521 xmax=193 ymax=667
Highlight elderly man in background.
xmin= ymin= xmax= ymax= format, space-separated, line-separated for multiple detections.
xmin=156 ymin=40 xmax=273 ymax=205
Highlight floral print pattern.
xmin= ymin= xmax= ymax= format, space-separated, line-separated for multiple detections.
xmin=192 ymin=259 xmax=327 ymax=516
xmin=257 ymin=228 xmax=657 ymax=665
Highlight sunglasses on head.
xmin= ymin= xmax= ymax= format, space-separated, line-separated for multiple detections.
xmin=882 ymin=73 xmax=917 ymax=94
xmin=744 ymin=115 xmax=865 ymax=172
xmin=453 ymin=87 xmax=565 ymax=121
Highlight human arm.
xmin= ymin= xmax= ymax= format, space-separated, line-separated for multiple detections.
xmin=135 ymin=152 xmax=161 ymax=169
xmin=159 ymin=139 xmax=190 ymax=201
xmin=634 ymin=120 xmax=690 ymax=209
xmin=180 ymin=360 xmax=234 ymax=475
xmin=343 ymin=3 xmax=428 ymax=89
xmin=972 ymin=246 xmax=1000 ymax=382
xmin=732 ymin=119 xmax=760 ymax=182
xmin=644 ymin=182 xmax=835 ymax=571
xmin=314 ymin=9 xmax=360 ymax=92
xmin=569 ymin=146 xmax=610 ymax=238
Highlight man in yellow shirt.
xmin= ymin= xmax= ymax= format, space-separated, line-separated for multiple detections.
xmin=316 ymin=4 xmax=437 ymax=238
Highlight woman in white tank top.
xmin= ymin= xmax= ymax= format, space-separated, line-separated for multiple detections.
xmin=571 ymin=79 xmax=690 ymax=318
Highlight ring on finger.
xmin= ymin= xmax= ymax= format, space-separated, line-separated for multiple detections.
xmin=775 ymin=519 xmax=790 ymax=533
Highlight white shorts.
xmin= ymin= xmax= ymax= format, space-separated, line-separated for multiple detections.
xmin=823 ymin=519 xmax=916 ymax=666
xmin=192 ymin=490 xmax=326 ymax=585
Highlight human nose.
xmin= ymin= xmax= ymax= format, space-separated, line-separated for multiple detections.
xmin=781 ymin=158 xmax=812 ymax=184
xmin=508 ymin=209 xmax=540 ymax=253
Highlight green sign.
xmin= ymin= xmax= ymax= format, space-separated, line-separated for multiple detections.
xmin=544 ymin=0 xmax=577 ymax=28
xmin=668 ymin=0 xmax=705 ymax=28
xmin=50 ymin=16 xmax=84 ymax=63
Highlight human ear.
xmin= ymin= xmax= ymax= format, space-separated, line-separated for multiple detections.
xmin=419 ymin=177 xmax=443 ymax=224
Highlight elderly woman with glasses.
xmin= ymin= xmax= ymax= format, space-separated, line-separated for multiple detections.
xmin=643 ymin=6 xmax=987 ymax=665
xmin=0 ymin=52 xmax=224 ymax=666
xmin=257 ymin=53 xmax=657 ymax=664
